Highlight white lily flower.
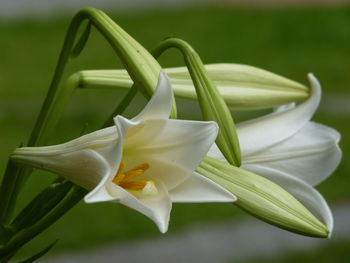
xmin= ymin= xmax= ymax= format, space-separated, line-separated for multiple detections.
xmin=12 ymin=72 xmax=235 ymax=233
xmin=208 ymin=73 xmax=341 ymax=235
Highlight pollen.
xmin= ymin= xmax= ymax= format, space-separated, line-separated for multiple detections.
xmin=112 ymin=162 xmax=157 ymax=196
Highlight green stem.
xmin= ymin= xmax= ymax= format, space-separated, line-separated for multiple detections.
xmin=0 ymin=160 xmax=20 ymax=224
xmin=0 ymin=159 xmax=32 ymax=226
xmin=151 ymin=38 xmax=241 ymax=166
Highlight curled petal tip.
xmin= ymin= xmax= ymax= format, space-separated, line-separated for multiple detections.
xmin=307 ymin=72 xmax=315 ymax=78
xmin=158 ymin=222 xmax=169 ymax=234
xmin=307 ymin=73 xmax=321 ymax=94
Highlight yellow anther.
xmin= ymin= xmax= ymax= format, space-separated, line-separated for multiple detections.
xmin=112 ymin=162 xmax=156 ymax=196
xmin=123 ymin=163 xmax=149 ymax=179
xmin=117 ymin=162 xmax=125 ymax=175
xmin=112 ymin=161 xmax=126 ymax=184
xmin=119 ymin=180 xmax=147 ymax=191
xmin=112 ymin=173 xmax=125 ymax=184
xmin=124 ymin=169 xmax=144 ymax=180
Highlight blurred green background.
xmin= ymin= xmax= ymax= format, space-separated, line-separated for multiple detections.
xmin=0 ymin=4 xmax=349 ymax=262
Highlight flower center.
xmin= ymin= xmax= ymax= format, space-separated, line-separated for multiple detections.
xmin=112 ymin=162 xmax=158 ymax=196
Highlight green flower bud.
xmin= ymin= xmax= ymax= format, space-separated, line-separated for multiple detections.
xmin=80 ymin=8 xmax=177 ymax=118
xmin=77 ymin=63 xmax=308 ymax=110
xmin=197 ymin=157 xmax=329 ymax=238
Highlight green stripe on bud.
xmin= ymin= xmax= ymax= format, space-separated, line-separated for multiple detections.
xmin=77 ymin=63 xmax=308 ymax=110
xmin=198 ymin=157 xmax=329 ymax=238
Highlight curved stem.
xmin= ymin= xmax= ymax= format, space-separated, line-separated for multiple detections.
xmin=0 ymin=161 xmax=31 ymax=225
xmin=152 ymin=38 xmax=241 ymax=166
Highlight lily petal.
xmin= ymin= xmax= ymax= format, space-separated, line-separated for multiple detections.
xmin=120 ymin=117 xmax=219 ymax=190
xmin=169 ymin=172 xmax=237 ymax=202
xmin=242 ymin=164 xmax=333 ymax=234
xmin=84 ymin=117 xmax=126 ymax=203
xmin=108 ymin=181 xmax=172 ymax=233
xmin=13 ymin=126 xmax=117 ymax=155
xmin=85 ymin=184 xmax=119 ymax=203
xmin=237 ymin=73 xmax=321 ymax=156
xmin=133 ymin=71 xmax=173 ymax=121
xmin=244 ymin=122 xmax=342 ymax=186
xmin=11 ymin=149 xmax=109 ymax=191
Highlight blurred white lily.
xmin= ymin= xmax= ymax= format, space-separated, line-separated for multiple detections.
xmin=12 ymin=72 xmax=235 ymax=233
xmin=209 ymin=73 xmax=341 ymax=235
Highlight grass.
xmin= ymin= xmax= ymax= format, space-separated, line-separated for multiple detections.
xmin=0 ymin=5 xmax=349 ymax=261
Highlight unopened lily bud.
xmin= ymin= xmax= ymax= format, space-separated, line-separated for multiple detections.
xmin=198 ymin=157 xmax=329 ymax=238
xmin=78 ymin=63 xmax=308 ymax=110
xmin=83 ymin=8 xmax=177 ymax=117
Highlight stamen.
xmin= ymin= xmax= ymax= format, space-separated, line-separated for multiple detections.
xmin=124 ymin=163 xmax=150 ymax=180
xmin=117 ymin=162 xmax=125 ymax=175
xmin=119 ymin=180 xmax=147 ymax=191
xmin=112 ymin=162 xmax=156 ymax=196
xmin=124 ymin=169 xmax=145 ymax=180
xmin=112 ymin=162 xmax=125 ymax=184
xmin=112 ymin=173 xmax=125 ymax=184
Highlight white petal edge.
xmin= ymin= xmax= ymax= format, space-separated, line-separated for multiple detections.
xmin=84 ymin=116 xmax=128 ymax=203
xmin=207 ymin=143 xmax=226 ymax=162
xmin=169 ymin=172 xmax=237 ymax=203
xmin=236 ymin=73 xmax=321 ymax=156
xmin=243 ymin=122 xmax=342 ymax=186
xmin=108 ymin=181 xmax=172 ymax=233
xmin=243 ymin=164 xmax=333 ymax=235
xmin=133 ymin=71 xmax=173 ymax=121
xmin=13 ymin=126 xmax=117 ymax=155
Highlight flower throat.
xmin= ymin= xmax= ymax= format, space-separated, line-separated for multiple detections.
xmin=112 ymin=162 xmax=158 ymax=196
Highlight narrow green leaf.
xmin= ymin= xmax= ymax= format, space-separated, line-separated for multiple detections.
xmin=17 ymin=240 xmax=58 ymax=263
xmin=0 ymin=159 xmax=29 ymax=225
xmin=0 ymin=185 xmax=86 ymax=258
xmin=11 ymin=181 xmax=72 ymax=231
